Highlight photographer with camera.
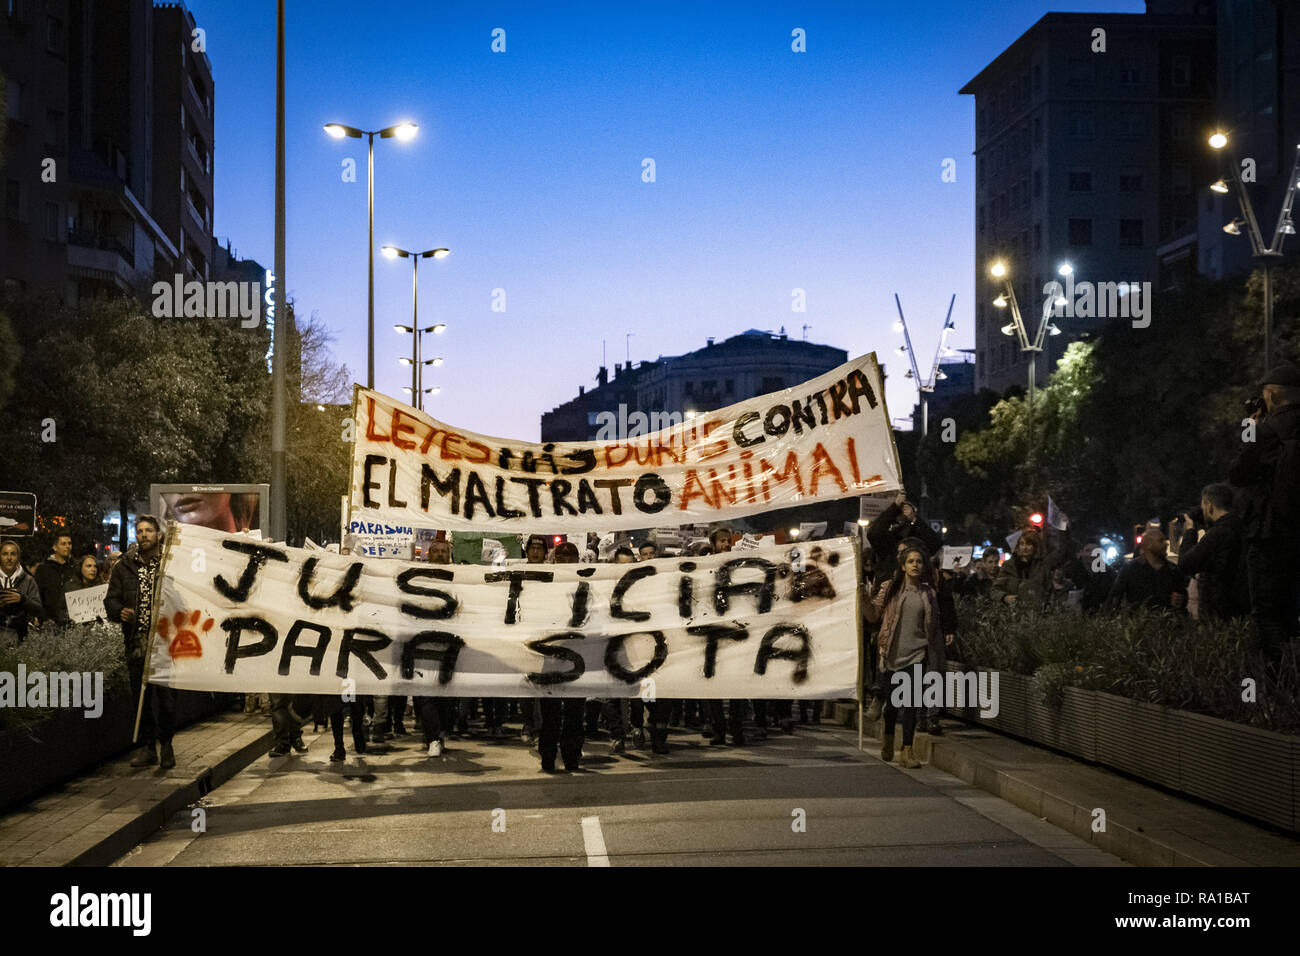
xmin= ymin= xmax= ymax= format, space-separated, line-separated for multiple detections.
xmin=1229 ymin=364 xmax=1300 ymax=664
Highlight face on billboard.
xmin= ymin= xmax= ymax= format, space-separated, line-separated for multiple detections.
xmin=161 ymin=492 xmax=259 ymax=533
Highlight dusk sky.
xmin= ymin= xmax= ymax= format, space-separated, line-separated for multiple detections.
xmin=188 ymin=0 xmax=1145 ymax=440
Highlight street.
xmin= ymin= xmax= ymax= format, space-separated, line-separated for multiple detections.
xmin=113 ymin=719 xmax=1120 ymax=867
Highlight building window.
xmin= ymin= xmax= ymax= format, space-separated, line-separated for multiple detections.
xmin=1119 ymin=58 xmax=1142 ymax=85
xmin=1068 ymin=218 xmax=1093 ymax=246
xmin=1068 ymin=169 xmax=1092 ymax=192
xmin=1170 ymin=162 xmax=1191 ymax=194
xmin=6 ymin=79 xmax=23 ymax=122
xmin=1119 ymin=170 xmax=1144 ymax=192
xmin=1119 ymin=219 xmax=1144 ymax=246
xmin=1068 ymin=109 xmax=1094 ymax=138
xmin=1034 ymin=222 xmax=1042 ymax=250
xmin=1171 ymin=109 xmax=1191 ymax=140
xmin=42 ymin=201 xmax=59 ymax=240
xmin=1068 ymin=57 xmax=1094 ymax=86
xmin=1171 ymin=55 xmax=1191 ymax=88
xmin=1117 ymin=108 xmax=1142 ymax=138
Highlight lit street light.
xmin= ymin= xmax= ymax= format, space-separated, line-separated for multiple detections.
xmin=384 ymin=244 xmax=449 ymax=411
xmin=1206 ymin=131 xmax=1300 ymax=370
xmin=323 ymin=121 xmax=419 ymax=389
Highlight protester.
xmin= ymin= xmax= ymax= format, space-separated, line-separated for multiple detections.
xmin=1062 ymin=541 xmax=1113 ymax=614
xmin=958 ymin=548 xmax=1000 ymax=600
xmin=638 ymin=542 xmax=658 ymax=562
xmin=1046 ymin=565 xmax=1077 ymax=609
xmin=864 ymin=544 xmax=941 ymax=769
xmin=866 ymin=492 xmax=942 ymax=583
xmin=1228 ymin=363 xmax=1300 ymax=663
xmin=0 ymin=539 xmax=44 ymax=646
xmin=538 ymin=541 xmax=585 ymax=772
xmin=1176 ymin=483 xmax=1250 ymax=621
xmin=64 ymin=554 xmax=106 ymax=624
xmin=991 ymin=527 xmax=1069 ymax=609
xmin=34 ymin=533 xmax=76 ymax=625
xmin=1105 ymin=526 xmax=1187 ymax=613
xmin=513 ymin=534 xmax=550 ymax=744
xmin=706 ymin=528 xmax=748 ymax=747
xmin=416 ymin=536 xmax=458 ymax=757
xmin=104 ymin=516 xmax=177 ymax=769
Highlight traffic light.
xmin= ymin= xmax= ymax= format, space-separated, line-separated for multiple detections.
xmin=1028 ymin=512 xmax=1044 ymax=527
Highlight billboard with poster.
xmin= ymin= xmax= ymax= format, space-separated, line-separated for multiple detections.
xmin=150 ymin=484 xmax=269 ymax=539
xmin=0 ymin=492 xmax=37 ymax=536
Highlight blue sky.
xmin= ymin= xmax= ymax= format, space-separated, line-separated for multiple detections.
xmin=187 ymin=0 xmax=1145 ymax=439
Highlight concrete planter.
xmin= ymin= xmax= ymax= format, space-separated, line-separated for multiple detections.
xmin=0 ymin=687 xmax=226 ymax=814
xmin=949 ymin=662 xmax=1296 ymax=832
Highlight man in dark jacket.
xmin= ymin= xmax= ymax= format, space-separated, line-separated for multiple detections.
xmin=34 ymin=533 xmax=76 ymax=625
xmin=1228 ymin=364 xmax=1300 ymax=661
xmin=1177 ymin=483 xmax=1249 ymax=620
xmin=1106 ymin=527 xmax=1187 ymax=612
xmin=992 ymin=527 xmax=1070 ymax=609
xmin=104 ymin=516 xmax=177 ymax=769
xmin=866 ymin=493 xmax=942 ymax=585
xmin=0 ymin=539 xmax=44 ymax=645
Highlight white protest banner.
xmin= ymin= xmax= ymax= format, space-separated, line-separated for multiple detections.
xmin=145 ymin=523 xmax=860 ymax=699
xmin=65 ymin=584 xmax=108 ymax=624
xmin=349 ymin=353 xmax=900 ymax=533
xmin=941 ymin=546 xmax=973 ymax=570
xmin=1047 ymin=495 xmax=1069 ymax=531
xmin=1006 ymin=530 xmax=1023 ymax=552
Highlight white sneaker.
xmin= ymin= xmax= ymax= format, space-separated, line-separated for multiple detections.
xmin=427 ymin=740 xmax=443 ymax=757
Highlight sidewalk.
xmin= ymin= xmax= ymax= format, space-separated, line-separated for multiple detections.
xmin=830 ymin=702 xmax=1300 ymax=866
xmin=0 ymin=712 xmax=274 ymax=866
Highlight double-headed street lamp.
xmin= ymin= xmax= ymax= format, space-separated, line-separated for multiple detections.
xmin=1207 ymin=132 xmax=1300 ymax=371
xmin=384 ymin=244 xmax=449 ymax=411
xmin=989 ymin=258 xmax=1067 ymax=411
xmin=323 ymin=121 xmax=418 ymax=389
xmin=892 ymin=292 xmax=957 ymax=520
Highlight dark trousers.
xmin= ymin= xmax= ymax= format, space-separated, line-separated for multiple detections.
xmin=539 ymin=697 xmax=585 ymax=768
xmin=320 ymin=694 xmax=367 ymax=753
xmin=482 ymin=698 xmax=504 ymax=729
xmin=128 ymin=659 xmax=176 ymax=747
xmin=269 ymin=693 xmax=304 ymax=746
xmin=882 ymin=668 xmax=919 ymax=747
xmin=417 ymin=697 xmax=455 ymax=744
xmin=1246 ymin=540 xmax=1300 ymax=664
xmin=707 ymin=699 xmax=746 ymax=741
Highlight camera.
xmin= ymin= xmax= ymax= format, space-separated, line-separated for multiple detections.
xmin=1245 ymin=396 xmax=1266 ymax=417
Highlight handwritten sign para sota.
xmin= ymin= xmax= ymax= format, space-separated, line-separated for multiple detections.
xmin=145 ymin=523 xmax=861 ymax=699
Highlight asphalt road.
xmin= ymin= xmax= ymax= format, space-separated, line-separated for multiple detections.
xmin=113 ymin=716 xmax=1122 ymax=867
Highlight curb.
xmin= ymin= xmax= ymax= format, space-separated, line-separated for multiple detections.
xmin=829 ymin=700 xmax=1204 ymax=867
xmin=65 ymin=726 xmax=276 ymax=867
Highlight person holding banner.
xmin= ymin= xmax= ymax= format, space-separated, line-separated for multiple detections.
xmin=104 ymin=516 xmax=177 ymax=770
xmin=538 ymin=541 xmax=587 ymax=772
xmin=705 ymin=529 xmax=748 ymax=747
xmin=416 ymin=537 xmax=458 ymax=758
xmin=864 ymin=544 xmax=941 ymax=769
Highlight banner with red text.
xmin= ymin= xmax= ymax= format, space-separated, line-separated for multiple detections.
xmin=348 ymin=352 xmax=900 ymax=533
xmin=145 ymin=523 xmax=861 ymax=699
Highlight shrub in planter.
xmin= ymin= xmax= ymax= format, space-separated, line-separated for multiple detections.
xmin=0 ymin=623 xmax=130 ymax=736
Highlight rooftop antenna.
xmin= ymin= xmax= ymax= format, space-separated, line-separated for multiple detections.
xmin=802 ymin=324 xmax=811 ymax=340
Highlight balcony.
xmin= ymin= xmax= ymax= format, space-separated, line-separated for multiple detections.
xmin=67 ymin=232 xmax=141 ymax=291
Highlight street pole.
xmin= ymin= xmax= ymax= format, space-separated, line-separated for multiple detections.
xmin=1263 ymin=258 xmax=1272 ymax=373
xmin=413 ymin=255 xmax=421 ymax=410
xmin=270 ymin=0 xmax=287 ymax=542
xmin=367 ymin=132 xmax=375 ymax=390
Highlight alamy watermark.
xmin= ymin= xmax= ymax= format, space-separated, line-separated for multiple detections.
xmin=0 ymin=665 xmax=104 ymax=718
xmin=889 ymin=663 xmax=999 ymax=718
xmin=594 ymin=404 xmax=685 ymax=441
xmin=1043 ymin=273 xmax=1151 ymax=328
xmin=151 ymin=273 xmax=263 ymax=328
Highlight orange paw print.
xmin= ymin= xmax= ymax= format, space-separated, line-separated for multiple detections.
xmin=159 ymin=609 xmax=214 ymax=660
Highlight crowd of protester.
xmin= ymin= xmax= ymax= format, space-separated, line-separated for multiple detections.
xmin=3 ymin=363 xmax=1296 ymax=773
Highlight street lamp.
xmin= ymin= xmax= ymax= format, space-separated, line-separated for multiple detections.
xmin=323 ymin=121 xmax=419 ymax=389
xmin=989 ymin=258 xmax=1067 ymax=407
xmin=1207 ymin=131 xmax=1300 ymax=370
xmin=385 ymin=244 xmax=449 ymax=411
xmin=892 ymin=291 xmax=957 ymax=521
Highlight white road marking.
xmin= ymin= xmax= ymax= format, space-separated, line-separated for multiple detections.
xmin=581 ymin=815 xmax=610 ymax=867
